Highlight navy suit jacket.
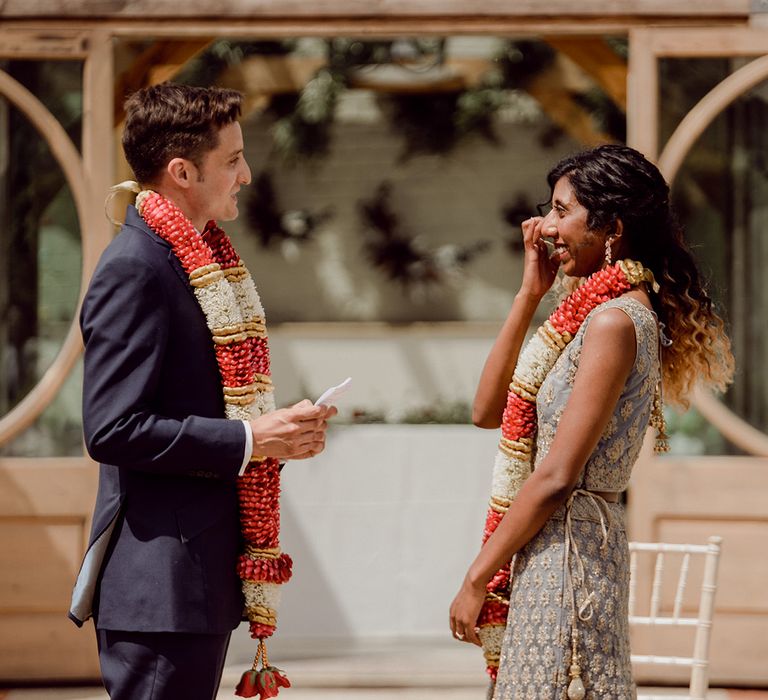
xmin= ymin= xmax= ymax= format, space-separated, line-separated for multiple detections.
xmin=70 ymin=205 xmax=247 ymax=634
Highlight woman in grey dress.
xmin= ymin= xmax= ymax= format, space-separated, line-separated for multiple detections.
xmin=449 ymin=145 xmax=734 ymax=700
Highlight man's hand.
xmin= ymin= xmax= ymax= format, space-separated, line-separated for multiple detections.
xmin=249 ymin=400 xmax=337 ymax=460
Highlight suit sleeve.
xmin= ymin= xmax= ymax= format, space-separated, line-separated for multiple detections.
xmin=81 ymin=255 xmax=245 ymax=479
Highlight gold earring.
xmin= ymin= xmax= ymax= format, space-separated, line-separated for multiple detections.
xmin=604 ymin=237 xmax=613 ymax=266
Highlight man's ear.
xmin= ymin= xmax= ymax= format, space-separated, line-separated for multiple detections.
xmin=166 ymin=157 xmax=196 ymax=189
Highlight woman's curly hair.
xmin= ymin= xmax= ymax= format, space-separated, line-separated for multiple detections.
xmin=547 ymin=144 xmax=734 ymax=407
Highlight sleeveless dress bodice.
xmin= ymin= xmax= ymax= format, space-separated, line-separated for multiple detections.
xmin=535 ymin=295 xmax=661 ymax=491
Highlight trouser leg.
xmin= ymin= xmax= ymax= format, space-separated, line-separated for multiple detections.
xmin=96 ymin=628 xmax=231 ymax=700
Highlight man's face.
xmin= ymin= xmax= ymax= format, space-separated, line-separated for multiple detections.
xmin=189 ymin=121 xmax=251 ymax=225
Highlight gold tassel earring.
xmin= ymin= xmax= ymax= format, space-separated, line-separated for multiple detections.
xmin=650 ymin=383 xmax=670 ymax=453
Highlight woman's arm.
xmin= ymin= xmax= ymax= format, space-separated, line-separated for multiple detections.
xmin=452 ymin=306 xmax=638 ymax=644
xmin=473 ymin=217 xmax=559 ymax=428
xmin=472 ymin=290 xmax=541 ymax=428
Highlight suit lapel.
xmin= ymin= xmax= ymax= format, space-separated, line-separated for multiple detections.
xmin=124 ymin=205 xmax=197 ymax=303
xmin=165 ymin=250 xmax=197 ymax=302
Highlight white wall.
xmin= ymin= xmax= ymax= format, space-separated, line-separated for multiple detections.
xmin=268 ymin=424 xmax=499 ymax=641
xmin=268 ymin=322 xmax=511 ymax=418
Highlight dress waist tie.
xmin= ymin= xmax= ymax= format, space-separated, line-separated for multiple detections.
xmin=563 ymin=489 xmax=617 ymax=700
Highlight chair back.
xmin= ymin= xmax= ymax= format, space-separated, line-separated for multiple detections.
xmin=628 ymin=536 xmax=723 ymax=700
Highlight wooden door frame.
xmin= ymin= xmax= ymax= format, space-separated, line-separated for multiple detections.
xmin=0 ymin=30 xmax=111 ymax=680
xmin=627 ymin=28 xmax=768 ymax=685
xmin=0 ymin=28 xmax=113 ymax=449
xmin=628 ymin=25 xmax=768 ymax=456
xmin=628 ymin=26 xmax=768 ymax=162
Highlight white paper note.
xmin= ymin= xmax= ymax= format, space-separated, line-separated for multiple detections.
xmin=314 ymin=377 xmax=353 ymax=407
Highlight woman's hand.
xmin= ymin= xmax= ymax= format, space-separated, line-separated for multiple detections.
xmin=449 ymin=576 xmax=485 ymax=646
xmin=472 ymin=216 xmax=555 ymax=428
xmin=520 ymin=216 xmax=559 ymax=300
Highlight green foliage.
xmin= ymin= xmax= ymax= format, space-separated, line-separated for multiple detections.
xmin=495 ymin=40 xmax=556 ymax=89
xmin=341 ymin=400 xmax=472 ymax=424
xmin=176 ymin=39 xmax=296 ymax=87
xmin=348 ymin=407 xmax=388 ymax=424
xmin=270 ymin=68 xmax=345 ymax=162
xmin=455 ymin=86 xmax=507 ymax=135
xmin=270 ymin=38 xmax=509 ymax=162
xmin=401 ymin=400 xmax=472 ymax=424
xmin=572 ymin=87 xmax=626 ymax=142
xmin=179 ymin=37 xmax=627 ymax=163
xmin=384 ymin=87 xmax=504 ymax=162
xmin=664 ymin=407 xmax=727 ymax=455
xmin=604 ymin=36 xmax=628 ymax=60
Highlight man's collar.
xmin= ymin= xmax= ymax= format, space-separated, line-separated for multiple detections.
xmin=124 ymin=204 xmax=171 ymax=249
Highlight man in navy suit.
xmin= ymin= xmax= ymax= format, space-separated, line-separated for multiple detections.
xmin=69 ymin=84 xmax=334 ymax=700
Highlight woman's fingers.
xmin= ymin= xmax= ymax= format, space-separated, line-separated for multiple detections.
xmin=463 ymin=624 xmax=482 ymax=646
xmin=450 ymin=619 xmax=481 ymax=646
xmin=449 ymin=595 xmax=483 ymax=647
xmin=449 ymin=611 xmax=464 ymax=641
xmin=522 ymin=217 xmax=555 ymax=267
xmin=521 ymin=216 xmax=542 ymax=245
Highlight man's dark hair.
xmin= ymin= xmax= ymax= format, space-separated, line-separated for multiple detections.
xmin=122 ymin=83 xmax=243 ymax=184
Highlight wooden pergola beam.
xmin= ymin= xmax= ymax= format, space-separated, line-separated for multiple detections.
xmin=225 ymin=49 xmax=612 ymax=145
xmin=0 ymin=20 xmax=749 ymax=46
xmin=526 ymin=62 xmax=615 ymax=147
xmin=0 ymin=0 xmax=751 ymax=18
xmin=114 ymin=39 xmax=213 ymax=123
xmin=543 ymin=36 xmax=627 ymax=110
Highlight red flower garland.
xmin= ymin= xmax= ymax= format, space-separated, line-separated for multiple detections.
xmin=135 ymin=191 xmax=291 ymax=697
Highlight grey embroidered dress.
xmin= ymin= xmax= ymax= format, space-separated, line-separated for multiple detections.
xmin=492 ymin=296 xmax=660 ymax=700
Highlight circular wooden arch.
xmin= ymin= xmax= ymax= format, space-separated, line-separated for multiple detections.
xmin=658 ymin=54 xmax=768 ymax=456
xmin=658 ymin=54 xmax=768 ymax=181
xmin=0 ymin=69 xmax=90 ymax=447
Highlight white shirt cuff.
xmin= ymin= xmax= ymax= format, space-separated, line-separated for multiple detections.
xmin=240 ymin=420 xmax=253 ymax=475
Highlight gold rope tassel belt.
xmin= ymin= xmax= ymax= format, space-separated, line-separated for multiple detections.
xmin=563 ymin=489 xmax=618 ymax=700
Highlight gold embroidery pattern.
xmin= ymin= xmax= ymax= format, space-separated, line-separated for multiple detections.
xmin=493 ymin=297 xmax=657 ymax=700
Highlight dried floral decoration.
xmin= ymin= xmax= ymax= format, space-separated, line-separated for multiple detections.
xmin=245 ymin=171 xmax=333 ymax=259
xmin=359 ymin=182 xmax=490 ymax=288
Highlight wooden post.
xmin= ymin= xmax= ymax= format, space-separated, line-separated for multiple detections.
xmin=627 ymin=28 xmax=659 ymax=161
xmin=82 ymin=28 xmax=115 ymax=278
xmin=0 ymin=94 xmax=7 ymax=418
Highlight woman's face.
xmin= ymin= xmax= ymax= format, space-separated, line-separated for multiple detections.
xmin=542 ymin=176 xmax=606 ymax=277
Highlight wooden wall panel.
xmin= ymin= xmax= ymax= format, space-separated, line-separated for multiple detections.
xmin=656 ymin=519 xmax=768 ymax=613
xmin=0 ymin=613 xmax=99 ymax=680
xmin=0 ymin=458 xmax=99 ymax=680
xmin=628 ymin=447 xmax=768 ymax=686
xmin=0 ymin=518 xmax=85 ymax=611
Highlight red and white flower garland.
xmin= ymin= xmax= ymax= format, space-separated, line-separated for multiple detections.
xmin=135 ymin=190 xmax=292 ymax=699
xmin=476 ymin=260 xmax=658 ymax=680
